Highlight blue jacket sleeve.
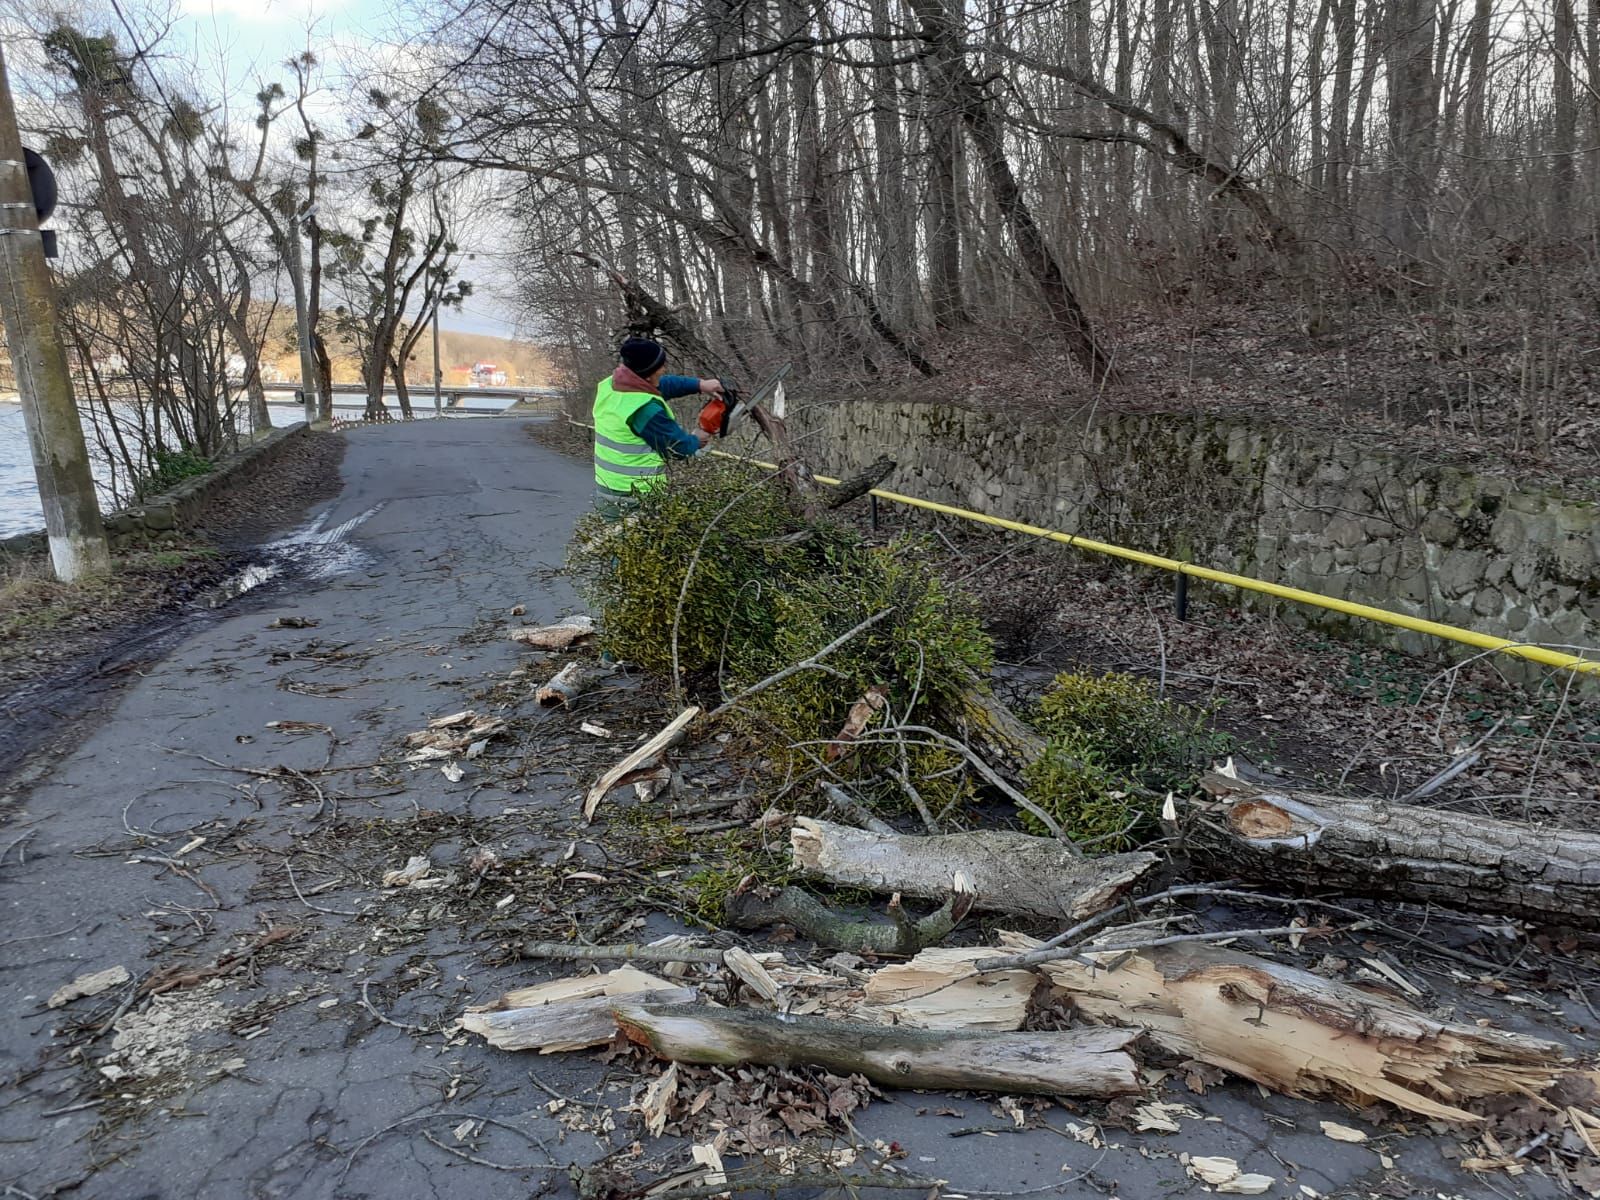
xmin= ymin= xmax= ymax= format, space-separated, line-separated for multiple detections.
xmin=658 ymin=375 xmax=702 ymax=402
xmin=627 ymin=399 xmax=700 ymax=459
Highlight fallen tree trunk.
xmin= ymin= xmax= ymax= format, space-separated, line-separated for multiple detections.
xmin=613 ymin=1002 xmax=1141 ymax=1096
xmin=790 ymin=817 xmax=1156 ymax=922
xmin=1023 ymin=932 xmax=1568 ymax=1122
xmin=940 ymin=674 xmax=1048 ymax=788
xmin=824 ymin=456 xmax=897 ymax=509
xmin=1187 ymin=772 xmax=1600 ymax=930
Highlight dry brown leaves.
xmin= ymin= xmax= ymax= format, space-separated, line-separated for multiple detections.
xmin=615 ymin=1044 xmax=881 ymax=1153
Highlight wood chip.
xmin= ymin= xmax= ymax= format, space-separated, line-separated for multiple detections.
xmin=508 ymin=616 xmax=595 ymax=649
xmin=1320 ymin=1120 xmax=1369 ymax=1143
xmin=723 ymin=947 xmax=781 ymax=1003
xmin=861 ymin=947 xmax=1036 ymax=1031
xmin=48 ymin=966 xmax=130 ymax=1009
xmin=638 ymin=1061 xmax=679 ymax=1138
xmin=382 ymin=855 xmax=432 ymax=887
xmin=690 ymin=1143 xmax=728 ymax=1197
xmin=1360 ymin=957 xmax=1424 ymax=998
xmin=583 ymin=708 xmax=699 ymax=823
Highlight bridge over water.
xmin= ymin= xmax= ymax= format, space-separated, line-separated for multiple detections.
xmin=261 ymin=382 xmax=563 ymax=415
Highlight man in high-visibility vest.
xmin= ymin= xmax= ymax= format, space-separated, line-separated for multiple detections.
xmin=593 ymin=337 xmax=725 ymax=510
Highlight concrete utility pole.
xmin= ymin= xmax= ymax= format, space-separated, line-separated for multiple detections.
xmin=0 ymin=46 xmax=110 ymax=581
xmin=287 ymin=205 xmax=319 ymax=425
xmin=431 ymin=305 xmax=442 ymax=415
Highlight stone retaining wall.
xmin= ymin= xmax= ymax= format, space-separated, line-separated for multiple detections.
xmin=796 ymin=402 xmax=1600 ymax=677
xmin=1 ymin=422 xmax=311 ymax=561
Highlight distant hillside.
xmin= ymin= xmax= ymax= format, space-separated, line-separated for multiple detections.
xmin=259 ymin=313 xmax=558 ymax=389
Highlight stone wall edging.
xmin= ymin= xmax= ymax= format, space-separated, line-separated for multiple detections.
xmin=1 ymin=422 xmax=311 ymax=562
xmin=797 ymin=402 xmax=1600 ymax=683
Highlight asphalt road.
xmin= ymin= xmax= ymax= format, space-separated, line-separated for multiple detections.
xmin=0 ymin=419 xmax=1566 ymax=1199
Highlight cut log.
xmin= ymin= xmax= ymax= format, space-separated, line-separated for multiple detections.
xmin=1022 ymin=932 xmax=1568 ymax=1123
xmin=723 ymin=877 xmax=973 ymax=956
xmin=860 ymin=948 xmax=1036 ymax=1031
xmin=791 ymin=816 xmax=1156 ymax=922
xmin=509 ymin=615 xmax=596 ymax=649
xmin=583 ymin=707 xmax=700 ymax=823
xmin=462 ymin=986 xmax=698 ymax=1052
xmin=536 ymin=662 xmax=601 ymax=707
xmin=1187 ymin=772 xmax=1600 ymax=930
xmin=613 ymin=1002 xmax=1142 ymax=1096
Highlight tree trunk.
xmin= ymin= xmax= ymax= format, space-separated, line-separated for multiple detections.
xmin=920 ymin=0 xmax=966 ymax=328
xmin=363 ymin=354 xmax=389 ymax=421
xmin=613 ymin=1002 xmax=1143 ymax=1096
xmin=389 ymin=352 xmax=413 ymax=418
xmin=1025 ymin=933 xmax=1568 ymax=1123
xmin=1327 ymin=0 xmax=1358 ymax=223
xmin=939 ymin=672 xmax=1046 ymax=786
xmin=1553 ymin=0 xmax=1580 ymax=234
xmin=790 ymin=817 xmax=1157 ymax=922
xmin=1182 ymin=773 xmax=1600 ymax=929
xmin=1383 ymin=0 xmax=1437 ymax=255
xmin=907 ymin=0 xmax=1114 ymax=382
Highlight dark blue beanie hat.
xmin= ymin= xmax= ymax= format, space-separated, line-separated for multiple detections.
xmin=620 ymin=337 xmax=666 ymax=375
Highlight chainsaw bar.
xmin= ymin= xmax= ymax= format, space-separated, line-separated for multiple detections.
xmin=720 ymin=362 xmax=792 ymax=437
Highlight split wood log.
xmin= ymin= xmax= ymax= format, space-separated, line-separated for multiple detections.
xmin=790 ymin=817 xmax=1156 ymax=922
xmin=612 ymin=1002 xmax=1142 ymax=1096
xmin=583 ymin=707 xmax=700 ymax=823
xmin=536 ymin=662 xmax=601 ymax=707
xmin=1022 ymin=932 xmax=1568 ymax=1123
xmin=1187 ymin=772 xmax=1600 ymax=930
xmin=508 ymin=615 xmax=596 ymax=649
xmin=723 ymin=876 xmax=974 ymax=956
xmin=463 ymin=987 xmax=698 ymax=1052
xmin=860 ymin=948 xmax=1036 ymax=1031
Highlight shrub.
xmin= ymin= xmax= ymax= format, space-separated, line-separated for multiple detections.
xmin=568 ymin=459 xmax=994 ymax=816
xmin=1022 ymin=671 xmax=1227 ymax=847
xmin=139 ymin=447 xmax=213 ymax=496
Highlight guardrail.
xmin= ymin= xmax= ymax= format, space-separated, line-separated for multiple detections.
xmin=565 ymin=416 xmax=1598 ymax=676
xmin=722 ymin=454 xmax=1598 ymax=678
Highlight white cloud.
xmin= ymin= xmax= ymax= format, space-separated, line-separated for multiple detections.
xmin=177 ymin=0 xmax=345 ymax=27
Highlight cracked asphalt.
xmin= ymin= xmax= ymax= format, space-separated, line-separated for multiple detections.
xmin=0 ymin=419 xmax=1573 ymax=1199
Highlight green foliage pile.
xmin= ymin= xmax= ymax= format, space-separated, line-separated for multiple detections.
xmin=1022 ymin=671 xmax=1228 ymax=848
xmin=139 ymin=447 xmax=214 ymax=496
xmin=569 ymin=459 xmax=992 ymax=815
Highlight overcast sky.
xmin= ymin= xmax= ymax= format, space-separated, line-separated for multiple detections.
xmin=147 ymin=0 xmax=531 ymax=340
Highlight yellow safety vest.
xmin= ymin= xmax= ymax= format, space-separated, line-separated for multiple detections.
xmin=593 ymin=378 xmax=676 ymax=494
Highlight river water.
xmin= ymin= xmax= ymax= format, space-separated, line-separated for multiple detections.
xmin=0 ymin=397 xmax=475 ymax=538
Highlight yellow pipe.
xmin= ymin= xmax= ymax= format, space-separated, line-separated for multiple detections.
xmin=605 ymin=425 xmax=1598 ymax=675
xmin=864 ymin=487 xmax=1597 ymax=676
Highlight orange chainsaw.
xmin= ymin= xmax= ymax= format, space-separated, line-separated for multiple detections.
xmin=698 ymin=363 xmax=791 ymax=439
